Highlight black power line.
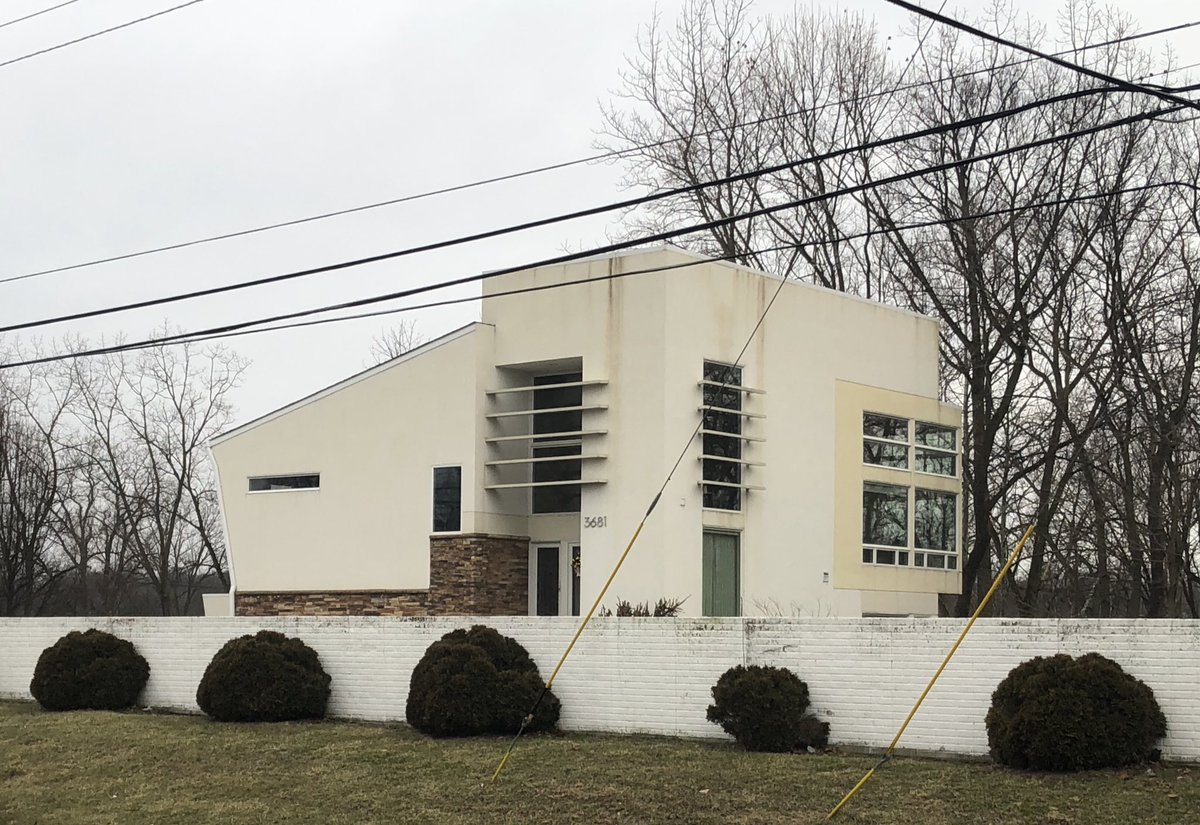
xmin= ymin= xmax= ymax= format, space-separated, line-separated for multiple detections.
xmin=0 ymin=0 xmax=207 ymax=70
xmin=168 ymin=180 xmax=1200 ymax=349
xmin=885 ymin=0 xmax=1200 ymax=112
xmin=0 ymin=0 xmax=83 ymax=31
xmin=2 ymin=20 xmax=1195 ymax=287
xmin=2 ymin=103 xmax=1189 ymax=370
xmin=0 ymin=83 xmax=1157 ymax=336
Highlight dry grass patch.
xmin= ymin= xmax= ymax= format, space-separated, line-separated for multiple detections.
xmin=0 ymin=699 xmax=1195 ymax=824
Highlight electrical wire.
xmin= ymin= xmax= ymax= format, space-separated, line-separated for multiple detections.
xmin=0 ymin=0 xmax=207 ymax=70
xmin=3 ymin=104 xmax=1190 ymax=369
xmin=0 ymin=0 xmax=82 ymax=31
xmin=885 ymin=0 xmax=1200 ymax=112
xmin=0 ymin=83 xmax=1159 ymax=336
xmin=2 ymin=20 xmax=1195 ymax=287
xmin=172 ymin=179 xmax=1196 ymax=347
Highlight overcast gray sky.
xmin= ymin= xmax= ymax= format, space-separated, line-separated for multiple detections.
xmin=2 ymin=0 xmax=1196 ymax=425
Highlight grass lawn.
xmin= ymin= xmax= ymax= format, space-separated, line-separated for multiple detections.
xmin=0 ymin=700 xmax=1195 ymax=824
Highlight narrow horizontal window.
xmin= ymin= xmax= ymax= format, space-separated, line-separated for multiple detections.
xmin=863 ymin=413 xmax=908 ymax=442
xmin=916 ymin=450 xmax=956 ymax=476
xmin=915 ymin=422 xmax=956 ymax=451
xmin=864 ymin=440 xmax=908 ymax=468
xmin=248 ymin=474 xmax=319 ymax=492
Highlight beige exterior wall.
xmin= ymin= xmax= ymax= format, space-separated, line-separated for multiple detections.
xmin=212 ymin=247 xmax=961 ymax=617
xmin=833 ymin=381 xmax=962 ymax=615
xmin=212 ymin=324 xmax=494 ymax=592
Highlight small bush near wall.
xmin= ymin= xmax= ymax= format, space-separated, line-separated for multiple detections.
xmin=29 ymin=629 xmax=150 ymax=712
xmin=406 ymin=625 xmax=560 ymax=737
xmin=985 ymin=653 xmax=1167 ymax=771
xmin=196 ymin=630 xmax=331 ymax=723
xmin=706 ymin=665 xmax=829 ymax=753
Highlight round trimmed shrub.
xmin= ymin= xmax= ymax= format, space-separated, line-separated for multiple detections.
xmin=196 ymin=630 xmax=331 ymax=722
xmin=985 ymin=653 xmax=1166 ymax=771
xmin=494 ymin=669 xmax=561 ymax=734
xmin=405 ymin=641 xmax=498 ymax=737
xmin=706 ymin=664 xmax=829 ymax=753
xmin=405 ymin=624 xmax=559 ymax=737
xmin=440 ymin=625 xmax=538 ymax=675
xmin=29 ymin=629 xmax=150 ymax=711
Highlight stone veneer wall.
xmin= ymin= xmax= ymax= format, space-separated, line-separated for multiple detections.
xmin=427 ymin=533 xmax=530 ymax=615
xmin=235 ymin=533 xmax=530 ymax=617
xmin=235 ymin=590 xmax=429 ymax=617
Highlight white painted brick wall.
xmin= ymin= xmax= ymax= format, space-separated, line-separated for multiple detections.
xmin=1 ymin=617 xmax=1196 ymax=761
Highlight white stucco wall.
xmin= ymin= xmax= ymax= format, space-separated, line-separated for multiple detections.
xmin=211 ymin=247 xmax=959 ymax=615
xmin=2 ymin=617 xmax=1197 ymax=762
xmin=479 ymin=248 xmax=956 ymax=616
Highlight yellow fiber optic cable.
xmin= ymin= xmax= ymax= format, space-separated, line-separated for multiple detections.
xmin=825 ymin=522 xmax=1037 ymax=820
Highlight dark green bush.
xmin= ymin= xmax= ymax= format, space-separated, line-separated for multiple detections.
xmin=29 ymin=629 xmax=150 ymax=711
xmin=706 ymin=664 xmax=827 ymax=752
xmin=494 ymin=670 xmax=561 ymax=733
xmin=405 ymin=642 xmax=497 ymax=737
xmin=196 ymin=630 xmax=331 ymax=723
xmin=405 ymin=625 xmax=559 ymax=737
xmin=985 ymin=653 xmax=1166 ymax=771
xmin=440 ymin=625 xmax=537 ymax=675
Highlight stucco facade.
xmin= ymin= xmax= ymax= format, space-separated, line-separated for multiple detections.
xmin=211 ymin=247 xmax=962 ymax=618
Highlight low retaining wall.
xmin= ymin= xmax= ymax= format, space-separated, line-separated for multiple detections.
xmin=1 ymin=617 xmax=1197 ymax=761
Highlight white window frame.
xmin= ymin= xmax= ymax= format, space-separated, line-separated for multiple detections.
xmin=701 ymin=359 xmax=747 ymax=513
xmin=528 ymin=542 xmax=578 ymax=617
xmin=247 ymin=473 xmax=321 ymax=494
xmin=861 ymin=412 xmax=961 ymax=569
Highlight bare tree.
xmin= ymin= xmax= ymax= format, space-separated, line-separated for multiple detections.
xmin=369 ymin=319 xmax=424 ymax=364
xmin=601 ymin=0 xmax=1200 ymax=615
xmin=63 ymin=336 xmax=247 ymax=615
xmin=0 ymin=360 xmax=74 ymax=615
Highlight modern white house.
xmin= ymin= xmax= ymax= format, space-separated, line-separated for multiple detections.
xmin=210 ymin=246 xmax=962 ymax=618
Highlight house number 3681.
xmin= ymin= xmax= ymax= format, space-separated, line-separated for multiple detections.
xmin=583 ymin=516 xmax=607 ymax=528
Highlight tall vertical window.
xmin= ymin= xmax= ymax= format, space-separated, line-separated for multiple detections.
xmin=862 ymin=482 xmax=909 ymax=566
xmin=533 ymin=372 xmax=583 ymax=513
xmin=432 ymin=466 xmax=461 ymax=532
xmin=914 ymin=489 xmax=957 ymax=569
xmin=701 ymin=361 xmax=742 ymax=510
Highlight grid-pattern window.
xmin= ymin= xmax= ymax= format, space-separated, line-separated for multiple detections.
xmin=916 ymin=423 xmax=957 ymax=476
xmin=432 ymin=466 xmax=462 ymax=532
xmin=702 ymin=361 xmax=742 ymax=511
xmin=533 ymin=372 xmax=583 ymax=513
xmin=861 ymin=412 xmax=959 ymax=569
xmin=863 ymin=414 xmax=956 ymax=477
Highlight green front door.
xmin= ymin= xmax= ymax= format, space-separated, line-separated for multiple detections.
xmin=702 ymin=531 xmax=740 ymax=616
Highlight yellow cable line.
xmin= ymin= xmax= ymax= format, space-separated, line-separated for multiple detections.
xmin=825 ymin=521 xmax=1037 ymax=820
xmin=489 ymin=519 xmax=650 ymax=784
xmin=489 ymin=264 xmax=795 ymax=787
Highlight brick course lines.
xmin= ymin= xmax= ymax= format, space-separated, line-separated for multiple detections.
xmin=2 ymin=618 xmax=1197 ymax=762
